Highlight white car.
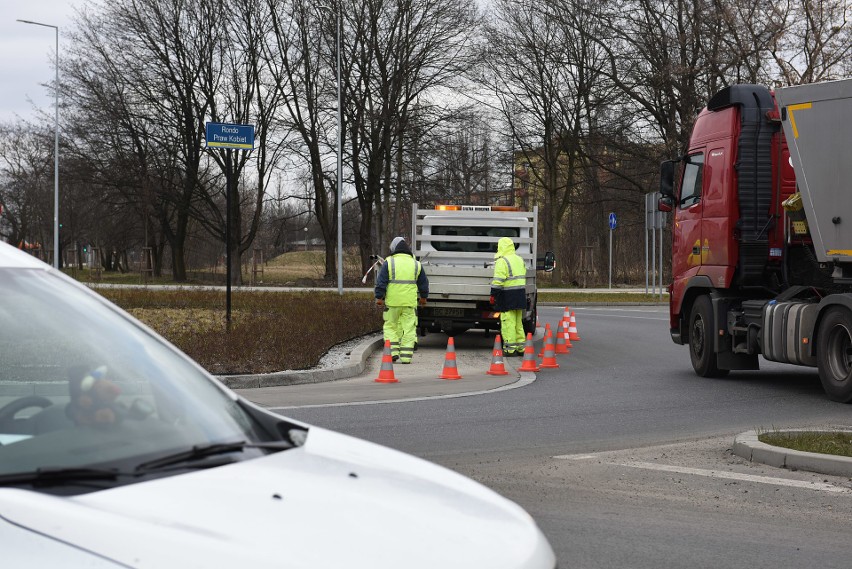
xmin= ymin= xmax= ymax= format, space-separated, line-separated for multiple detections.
xmin=0 ymin=241 xmax=556 ymax=568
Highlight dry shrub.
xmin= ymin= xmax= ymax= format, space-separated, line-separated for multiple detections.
xmin=101 ymin=289 xmax=381 ymax=374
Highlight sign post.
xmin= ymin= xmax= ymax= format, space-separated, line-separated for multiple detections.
xmin=205 ymin=122 xmax=255 ymax=330
xmin=608 ymin=212 xmax=617 ymax=289
xmin=645 ymin=192 xmax=665 ymax=298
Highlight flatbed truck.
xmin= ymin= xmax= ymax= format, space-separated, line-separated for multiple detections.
xmin=410 ymin=204 xmax=554 ymax=337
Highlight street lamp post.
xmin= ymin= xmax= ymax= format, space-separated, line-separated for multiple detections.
xmin=17 ymin=19 xmax=59 ymax=269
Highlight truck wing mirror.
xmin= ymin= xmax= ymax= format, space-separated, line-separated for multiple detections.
xmin=658 ymin=196 xmax=673 ymax=212
xmin=659 ymin=160 xmax=676 ymax=198
xmin=536 ymin=251 xmax=556 ymax=272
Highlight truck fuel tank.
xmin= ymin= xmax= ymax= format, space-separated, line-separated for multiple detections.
xmin=762 ymin=301 xmax=818 ymax=367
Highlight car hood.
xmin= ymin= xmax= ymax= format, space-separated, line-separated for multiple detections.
xmin=0 ymin=426 xmax=555 ymax=568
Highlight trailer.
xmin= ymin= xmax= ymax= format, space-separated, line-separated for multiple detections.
xmin=411 ymin=204 xmax=554 ymax=337
xmin=660 ymin=77 xmax=852 ymax=401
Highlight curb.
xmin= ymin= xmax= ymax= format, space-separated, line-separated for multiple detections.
xmin=733 ymin=430 xmax=852 ymax=478
xmin=217 ymin=335 xmax=384 ymax=389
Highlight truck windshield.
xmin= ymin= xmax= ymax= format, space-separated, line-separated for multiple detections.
xmin=431 ymin=226 xmax=520 ymax=253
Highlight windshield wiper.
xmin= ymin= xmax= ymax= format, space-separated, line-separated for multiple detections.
xmin=134 ymin=440 xmax=293 ymax=473
xmin=0 ymin=467 xmax=131 ymax=486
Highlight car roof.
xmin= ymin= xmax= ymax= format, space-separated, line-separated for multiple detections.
xmin=0 ymin=240 xmax=53 ymax=269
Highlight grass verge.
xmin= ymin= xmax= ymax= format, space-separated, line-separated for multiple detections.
xmin=538 ymin=292 xmax=668 ymax=304
xmin=99 ymin=289 xmax=382 ymax=375
xmin=758 ymin=431 xmax=852 ymax=458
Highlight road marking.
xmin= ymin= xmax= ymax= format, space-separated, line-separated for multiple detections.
xmin=552 ymin=453 xmax=851 ymax=493
xmin=617 ymin=461 xmax=850 ymax=494
xmin=270 ymin=372 xmax=537 ymax=410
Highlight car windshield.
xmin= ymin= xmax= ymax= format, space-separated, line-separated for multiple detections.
xmin=0 ymin=268 xmax=272 ymax=479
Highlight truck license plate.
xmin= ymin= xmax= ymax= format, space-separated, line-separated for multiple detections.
xmin=432 ymin=308 xmax=464 ymax=317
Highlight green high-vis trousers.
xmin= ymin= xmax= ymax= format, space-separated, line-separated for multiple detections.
xmin=383 ymin=306 xmax=417 ymax=363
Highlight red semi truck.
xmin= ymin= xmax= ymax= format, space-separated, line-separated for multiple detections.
xmin=659 ymin=78 xmax=852 ymax=402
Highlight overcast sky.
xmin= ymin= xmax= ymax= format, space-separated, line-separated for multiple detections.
xmin=2 ymin=0 xmax=493 ymax=126
xmin=2 ymin=1 xmax=81 ymax=124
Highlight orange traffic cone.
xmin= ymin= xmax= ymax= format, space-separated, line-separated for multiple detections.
xmin=561 ymin=306 xmax=572 ymax=323
xmin=568 ymin=312 xmax=581 ymax=341
xmin=539 ymin=328 xmax=559 ymax=368
xmin=439 ymin=337 xmax=463 ymax=380
xmin=554 ymin=320 xmax=570 ymax=354
xmin=518 ymin=333 xmax=540 ymax=372
xmin=374 ymin=340 xmax=399 ymax=383
xmin=539 ymin=323 xmax=553 ymax=356
xmin=486 ymin=334 xmax=509 ymax=376
xmin=561 ymin=319 xmax=574 ymax=349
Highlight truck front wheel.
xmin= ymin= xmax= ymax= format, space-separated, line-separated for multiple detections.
xmin=689 ymin=295 xmax=728 ymax=378
xmin=816 ymin=307 xmax=852 ymax=403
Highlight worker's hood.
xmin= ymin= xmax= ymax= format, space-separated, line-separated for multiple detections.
xmin=0 ymin=426 xmax=555 ymax=569
xmin=495 ymin=237 xmax=516 ymax=258
xmin=390 ymin=237 xmax=412 ymax=255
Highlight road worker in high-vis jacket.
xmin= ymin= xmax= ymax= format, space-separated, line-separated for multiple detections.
xmin=375 ymin=237 xmax=429 ymax=364
xmin=490 ymin=237 xmax=527 ymax=356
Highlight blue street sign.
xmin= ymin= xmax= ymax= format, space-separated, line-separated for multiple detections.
xmin=205 ymin=122 xmax=255 ymax=150
xmin=609 ymin=212 xmax=617 ymax=230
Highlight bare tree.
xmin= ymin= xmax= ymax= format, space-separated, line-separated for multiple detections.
xmin=343 ymin=0 xmax=479 ymax=271
xmin=195 ymin=0 xmax=288 ymax=285
xmin=770 ymin=0 xmax=850 ymax=84
xmin=0 ymin=123 xmax=55 ymax=252
xmin=485 ymin=0 xmax=611 ymax=284
xmin=67 ymin=0 xmax=220 ymax=281
xmin=266 ymin=0 xmax=341 ymax=281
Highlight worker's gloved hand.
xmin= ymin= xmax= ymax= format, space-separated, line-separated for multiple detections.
xmin=418 ymin=297 xmax=427 ymax=306
xmin=489 ymin=295 xmax=496 ymax=305
xmin=376 ymin=298 xmax=384 ymax=307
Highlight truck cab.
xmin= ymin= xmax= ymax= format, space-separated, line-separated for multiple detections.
xmin=661 ymin=85 xmax=796 ymax=346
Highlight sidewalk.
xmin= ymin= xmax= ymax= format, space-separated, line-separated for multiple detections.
xmin=232 ymin=331 xmax=541 ymax=409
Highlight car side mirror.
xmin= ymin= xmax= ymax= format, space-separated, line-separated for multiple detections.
xmin=658 ymin=196 xmax=673 ymax=212
xmin=659 ymin=160 xmax=676 ymax=198
xmin=536 ymin=251 xmax=556 ymax=272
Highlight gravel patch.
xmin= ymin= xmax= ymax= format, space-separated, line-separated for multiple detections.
xmin=315 ymin=333 xmax=383 ymax=370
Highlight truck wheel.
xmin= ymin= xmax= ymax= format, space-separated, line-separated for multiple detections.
xmin=816 ymin=307 xmax=852 ymax=402
xmin=689 ymin=295 xmax=728 ymax=378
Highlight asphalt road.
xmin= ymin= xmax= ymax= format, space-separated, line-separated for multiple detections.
xmin=279 ymin=306 xmax=852 ymax=568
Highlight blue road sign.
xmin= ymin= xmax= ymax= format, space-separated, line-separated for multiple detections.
xmin=609 ymin=212 xmax=617 ymax=230
xmin=205 ymin=122 xmax=255 ymax=150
